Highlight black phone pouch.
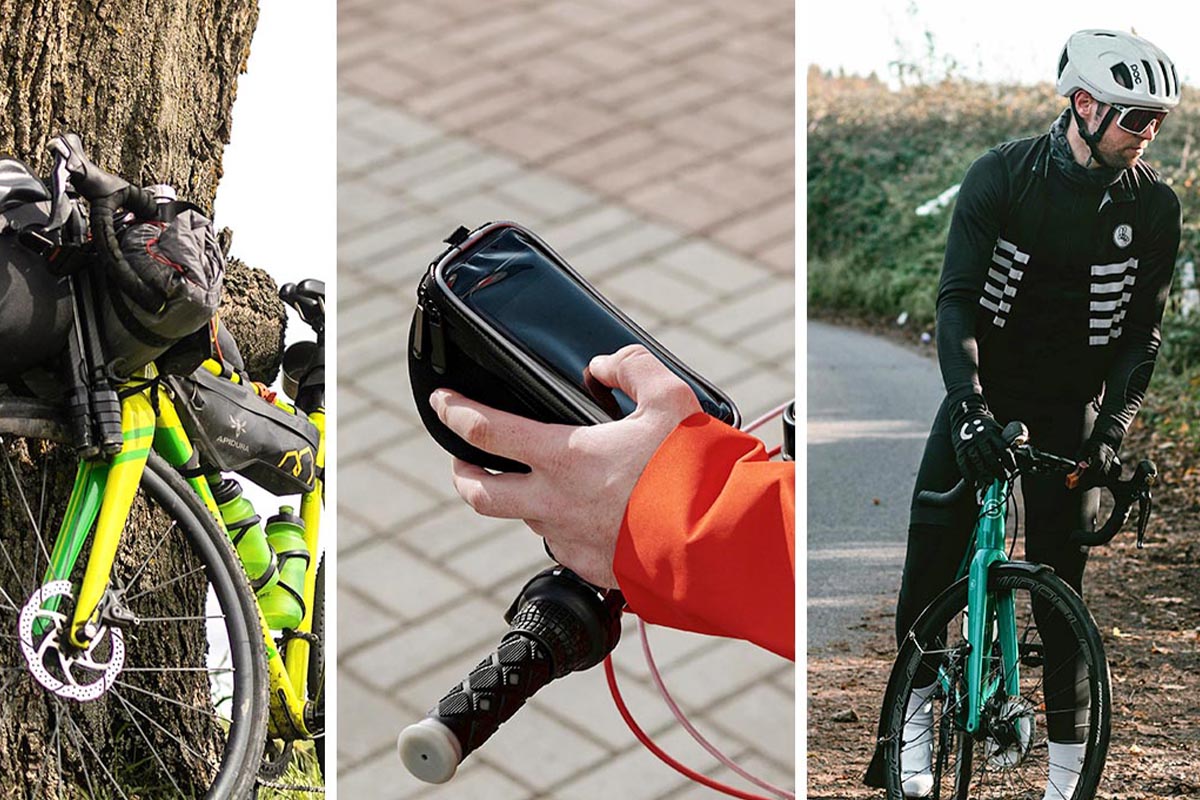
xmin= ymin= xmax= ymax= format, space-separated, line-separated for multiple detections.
xmin=408 ymin=221 xmax=740 ymax=473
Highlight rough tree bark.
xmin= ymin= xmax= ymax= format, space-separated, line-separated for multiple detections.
xmin=0 ymin=1 xmax=283 ymax=796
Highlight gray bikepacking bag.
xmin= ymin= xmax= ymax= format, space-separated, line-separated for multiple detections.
xmin=168 ymin=366 xmax=320 ymax=496
xmin=101 ymin=202 xmax=224 ymax=377
xmin=0 ymin=157 xmax=73 ymax=378
xmin=0 ymin=153 xmax=223 ymax=381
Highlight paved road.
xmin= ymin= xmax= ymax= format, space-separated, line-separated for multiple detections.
xmin=338 ymin=1 xmax=795 ymax=797
xmin=807 ymin=321 xmax=943 ymax=652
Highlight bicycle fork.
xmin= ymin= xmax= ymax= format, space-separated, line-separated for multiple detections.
xmin=39 ymin=388 xmax=155 ymax=648
xmin=962 ymin=480 xmax=1022 ymax=735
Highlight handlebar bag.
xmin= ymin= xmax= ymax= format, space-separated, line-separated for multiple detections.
xmin=101 ymin=201 xmax=224 ymax=376
xmin=167 ymin=366 xmax=320 ymax=496
xmin=408 ymin=220 xmax=740 ymax=473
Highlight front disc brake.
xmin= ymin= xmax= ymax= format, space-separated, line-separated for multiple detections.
xmin=18 ymin=580 xmax=125 ymax=701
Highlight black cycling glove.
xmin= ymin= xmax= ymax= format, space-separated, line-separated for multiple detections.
xmin=948 ymin=395 xmax=1015 ymax=485
xmin=1075 ymin=438 xmax=1120 ymax=489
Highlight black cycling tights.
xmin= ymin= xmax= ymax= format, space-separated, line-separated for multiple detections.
xmin=896 ymin=394 xmax=1100 ymax=743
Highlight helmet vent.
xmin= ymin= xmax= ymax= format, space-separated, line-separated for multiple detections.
xmin=1110 ymin=62 xmax=1133 ymax=90
xmin=1161 ymin=60 xmax=1175 ymax=96
xmin=1058 ymin=48 xmax=1069 ymax=79
xmin=1142 ymin=60 xmax=1157 ymax=94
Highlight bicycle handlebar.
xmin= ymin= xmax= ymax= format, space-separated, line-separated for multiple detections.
xmin=917 ymin=421 xmax=1030 ymax=508
xmin=397 ymin=568 xmax=623 ymax=783
xmin=916 ymin=420 xmax=1157 ymax=548
xmin=1069 ymin=458 xmax=1157 ymax=547
xmin=48 ymin=134 xmax=162 ymax=311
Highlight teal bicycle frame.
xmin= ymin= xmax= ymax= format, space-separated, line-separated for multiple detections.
xmin=947 ymin=478 xmax=1020 ymax=735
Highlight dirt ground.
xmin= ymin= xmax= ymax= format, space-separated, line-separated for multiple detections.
xmin=806 ymin=317 xmax=1200 ymax=799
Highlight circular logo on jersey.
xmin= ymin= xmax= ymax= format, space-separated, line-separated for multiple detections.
xmin=1113 ymin=223 xmax=1133 ymax=249
xmin=982 ymin=499 xmax=1004 ymax=519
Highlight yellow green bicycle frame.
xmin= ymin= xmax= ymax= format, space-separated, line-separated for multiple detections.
xmin=43 ymin=363 xmax=325 ymax=741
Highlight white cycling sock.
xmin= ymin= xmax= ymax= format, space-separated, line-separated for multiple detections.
xmin=1043 ymin=741 xmax=1086 ymax=800
xmin=901 ymin=682 xmax=937 ymax=798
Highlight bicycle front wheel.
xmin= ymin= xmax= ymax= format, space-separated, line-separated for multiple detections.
xmin=879 ymin=563 xmax=1110 ymax=800
xmin=0 ymin=398 xmax=268 ymax=798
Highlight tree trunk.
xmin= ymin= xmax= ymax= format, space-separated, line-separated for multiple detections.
xmin=0 ymin=2 xmax=271 ymax=796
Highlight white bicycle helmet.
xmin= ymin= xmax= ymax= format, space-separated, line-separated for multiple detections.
xmin=1056 ymin=29 xmax=1180 ymax=110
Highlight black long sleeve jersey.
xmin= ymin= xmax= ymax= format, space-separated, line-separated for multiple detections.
xmin=936 ymin=132 xmax=1182 ymax=448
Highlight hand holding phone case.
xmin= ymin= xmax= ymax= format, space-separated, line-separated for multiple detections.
xmin=407 ymin=221 xmax=740 ymax=473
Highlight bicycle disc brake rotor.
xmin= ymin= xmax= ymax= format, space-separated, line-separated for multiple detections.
xmin=984 ymin=697 xmax=1035 ymax=768
xmin=18 ymin=580 xmax=125 ymax=701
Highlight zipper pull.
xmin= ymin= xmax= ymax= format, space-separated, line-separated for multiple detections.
xmin=429 ymin=304 xmax=446 ymax=375
xmin=413 ymin=302 xmax=426 ymax=359
xmin=413 ymin=276 xmax=431 ymax=359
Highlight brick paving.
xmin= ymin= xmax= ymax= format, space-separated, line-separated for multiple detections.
xmin=337 ymin=1 xmax=795 ymax=797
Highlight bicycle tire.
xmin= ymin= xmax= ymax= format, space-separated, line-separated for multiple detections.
xmin=878 ymin=563 xmax=1110 ymax=800
xmin=0 ymin=397 xmax=269 ymax=798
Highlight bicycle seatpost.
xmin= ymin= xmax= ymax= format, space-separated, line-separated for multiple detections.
xmin=398 ymin=568 xmax=623 ymax=783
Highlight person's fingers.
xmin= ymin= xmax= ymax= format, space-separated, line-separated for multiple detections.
xmin=431 ymin=389 xmax=567 ymax=465
xmin=449 ymin=458 xmax=536 ymax=519
xmin=587 ymin=345 xmax=698 ymax=414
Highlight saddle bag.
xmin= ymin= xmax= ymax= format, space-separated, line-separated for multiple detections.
xmin=408 ymin=221 xmax=740 ymax=472
xmin=168 ymin=366 xmax=320 ymax=496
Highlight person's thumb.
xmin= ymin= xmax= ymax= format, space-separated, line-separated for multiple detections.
xmin=587 ymin=345 xmax=699 ymax=417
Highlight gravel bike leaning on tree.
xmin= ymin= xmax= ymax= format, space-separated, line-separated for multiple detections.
xmin=0 ymin=134 xmax=325 ymax=798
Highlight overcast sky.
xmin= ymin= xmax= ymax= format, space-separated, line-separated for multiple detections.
xmin=807 ymin=1 xmax=1200 ymax=87
xmin=214 ymin=0 xmax=335 ymax=295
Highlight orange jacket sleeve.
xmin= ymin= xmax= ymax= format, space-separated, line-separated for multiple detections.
xmin=613 ymin=413 xmax=796 ymax=660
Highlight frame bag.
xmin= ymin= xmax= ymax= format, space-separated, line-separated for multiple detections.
xmin=169 ymin=367 xmax=320 ymax=496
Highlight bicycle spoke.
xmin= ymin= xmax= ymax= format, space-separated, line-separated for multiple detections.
xmin=122 ymin=665 xmax=233 ymax=674
xmin=0 ymin=451 xmax=35 ymax=592
xmin=61 ymin=708 xmax=130 ymax=800
xmin=111 ymin=685 xmax=212 ymax=764
xmin=55 ymin=701 xmax=65 ymax=798
xmin=1 ymin=442 xmax=54 ymax=574
xmin=112 ymin=687 xmax=187 ymax=797
xmin=122 ymin=564 xmax=207 ymax=603
xmin=137 ymin=613 xmax=226 ymax=623
xmin=122 ymin=519 xmax=178 ymax=593
xmin=115 ymin=678 xmax=233 ymax=725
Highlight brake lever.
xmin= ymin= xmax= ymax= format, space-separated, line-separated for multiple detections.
xmin=1136 ymin=490 xmax=1151 ymax=549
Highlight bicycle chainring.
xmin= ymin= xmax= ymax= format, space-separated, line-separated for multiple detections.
xmin=259 ymin=739 xmax=294 ymax=781
xmin=18 ymin=580 xmax=125 ymax=701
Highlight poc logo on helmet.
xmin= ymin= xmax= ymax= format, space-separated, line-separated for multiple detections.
xmin=1113 ymin=224 xmax=1133 ymax=249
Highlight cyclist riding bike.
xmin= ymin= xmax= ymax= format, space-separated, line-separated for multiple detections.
xmin=890 ymin=29 xmax=1181 ymax=799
